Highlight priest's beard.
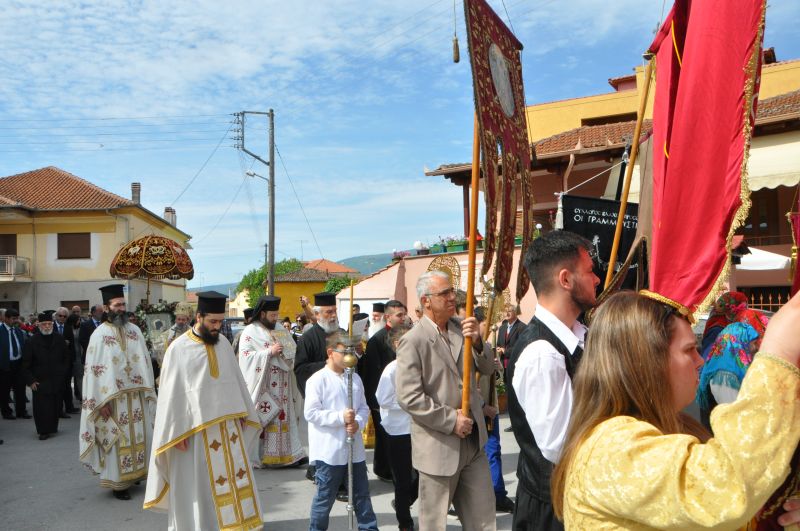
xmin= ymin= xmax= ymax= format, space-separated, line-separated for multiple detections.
xmin=197 ymin=323 xmax=220 ymax=345
xmin=368 ymin=318 xmax=385 ymax=338
xmin=40 ymin=328 xmax=53 ymax=336
xmin=318 ymin=317 xmax=339 ymax=334
xmin=173 ymin=322 xmax=189 ymax=334
xmin=260 ymin=317 xmax=276 ymax=330
xmin=109 ymin=310 xmax=128 ymax=328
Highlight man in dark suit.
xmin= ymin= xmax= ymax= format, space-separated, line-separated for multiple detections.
xmin=0 ymin=308 xmax=30 ymax=419
xmin=53 ymin=307 xmax=78 ymax=415
xmin=497 ymin=304 xmax=525 ymax=434
xmin=361 ymin=299 xmax=407 ymax=482
xmin=79 ymin=304 xmax=104 ymax=359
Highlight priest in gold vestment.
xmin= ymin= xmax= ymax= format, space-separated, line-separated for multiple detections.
xmin=79 ymin=284 xmax=156 ymax=500
xmin=143 ymin=291 xmax=264 ymax=530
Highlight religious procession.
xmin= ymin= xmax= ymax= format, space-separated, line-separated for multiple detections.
xmin=2 ymin=0 xmax=800 ymax=530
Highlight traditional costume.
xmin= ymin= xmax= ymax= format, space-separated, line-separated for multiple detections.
xmin=294 ymin=291 xmax=339 ymax=397
xmin=232 ymin=307 xmax=254 ymax=356
xmin=144 ymin=291 xmax=264 ymax=530
xmin=238 ymin=296 xmax=305 ymax=467
xmin=21 ymin=312 xmax=69 ymax=438
xmin=79 ymin=284 xmax=157 ymax=493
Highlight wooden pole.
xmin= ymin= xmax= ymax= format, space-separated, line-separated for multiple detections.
xmin=348 ymin=280 xmax=355 ymax=339
xmin=604 ymin=58 xmax=654 ymax=289
xmin=462 ymin=114 xmax=481 ymax=416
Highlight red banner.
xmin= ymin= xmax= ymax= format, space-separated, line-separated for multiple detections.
xmin=648 ymin=0 xmax=766 ymax=311
xmin=464 ymin=0 xmax=533 ymax=300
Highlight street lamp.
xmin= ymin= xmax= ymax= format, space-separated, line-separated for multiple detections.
xmin=247 ymin=170 xmax=275 ymax=296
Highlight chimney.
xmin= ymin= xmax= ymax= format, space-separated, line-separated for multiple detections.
xmin=131 ymin=182 xmax=141 ymax=204
xmin=163 ymin=207 xmax=177 ymax=226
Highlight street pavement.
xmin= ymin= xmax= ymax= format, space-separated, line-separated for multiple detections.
xmin=0 ymin=402 xmax=520 ymax=530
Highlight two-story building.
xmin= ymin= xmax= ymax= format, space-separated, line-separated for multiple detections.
xmin=0 ymin=166 xmax=191 ymax=315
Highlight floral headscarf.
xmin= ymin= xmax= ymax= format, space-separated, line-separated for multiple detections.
xmin=696 ymin=322 xmax=761 ymax=411
xmin=703 ymin=291 xmax=748 ymax=335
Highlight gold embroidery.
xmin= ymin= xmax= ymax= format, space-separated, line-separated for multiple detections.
xmin=143 ymin=482 xmax=169 ymax=509
xmin=210 ymin=439 xmax=222 ymax=451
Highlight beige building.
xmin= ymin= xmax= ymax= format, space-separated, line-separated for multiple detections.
xmin=0 ymin=167 xmax=191 ymax=315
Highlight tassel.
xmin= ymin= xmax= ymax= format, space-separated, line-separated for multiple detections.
xmin=453 ymin=36 xmax=460 ymax=63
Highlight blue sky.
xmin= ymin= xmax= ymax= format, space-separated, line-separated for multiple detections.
xmin=1 ymin=0 xmax=798 ymax=288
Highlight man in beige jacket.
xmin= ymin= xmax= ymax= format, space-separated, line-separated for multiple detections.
xmin=396 ymin=270 xmax=497 ymax=530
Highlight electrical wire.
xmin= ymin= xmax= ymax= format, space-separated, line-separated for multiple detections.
xmin=275 ymin=144 xmax=325 ymax=260
xmin=170 ymin=122 xmax=233 ymax=207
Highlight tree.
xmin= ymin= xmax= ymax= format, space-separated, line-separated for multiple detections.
xmin=237 ymin=258 xmax=304 ymax=307
xmin=324 ymin=276 xmax=354 ymax=295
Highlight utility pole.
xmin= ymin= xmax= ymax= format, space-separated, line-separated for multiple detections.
xmin=235 ymin=109 xmax=276 ymax=296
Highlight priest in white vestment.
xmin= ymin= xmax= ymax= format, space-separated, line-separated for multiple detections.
xmin=143 ymin=291 xmax=264 ymax=531
xmin=79 ymin=284 xmax=157 ymax=500
xmin=239 ymin=295 xmax=306 ymax=468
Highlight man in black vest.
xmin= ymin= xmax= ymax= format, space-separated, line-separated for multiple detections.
xmin=506 ymin=230 xmax=599 ymax=530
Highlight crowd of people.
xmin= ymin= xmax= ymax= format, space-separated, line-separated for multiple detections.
xmin=3 ymin=230 xmax=800 ymax=530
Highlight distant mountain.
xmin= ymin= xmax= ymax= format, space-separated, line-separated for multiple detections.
xmin=187 ymin=282 xmax=239 ymax=296
xmin=339 ymin=253 xmax=394 ymax=275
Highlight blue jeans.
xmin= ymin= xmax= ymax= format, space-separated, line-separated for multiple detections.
xmin=309 ymin=460 xmax=378 ymax=531
xmin=485 ymin=415 xmax=507 ymax=497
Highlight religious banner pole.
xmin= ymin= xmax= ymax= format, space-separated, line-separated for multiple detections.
xmin=604 ymin=57 xmax=653 ymax=289
xmin=348 ymin=280 xmax=355 ymax=337
xmin=462 ymin=113 xmax=481 ymax=417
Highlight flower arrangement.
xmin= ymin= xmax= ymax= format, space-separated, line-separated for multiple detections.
xmin=439 ymin=235 xmax=468 ymax=247
xmin=392 ymin=250 xmax=411 ymax=260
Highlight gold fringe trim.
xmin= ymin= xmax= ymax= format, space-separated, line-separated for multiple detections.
xmin=155 ymin=412 xmax=250 ymax=455
xmin=696 ymin=0 xmax=766 ymax=315
xmin=639 ymin=289 xmax=696 ymax=324
xmin=142 ymin=482 xmax=170 ymax=509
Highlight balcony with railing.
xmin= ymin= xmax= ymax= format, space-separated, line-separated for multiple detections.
xmin=0 ymin=255 xmax=31 ymax=281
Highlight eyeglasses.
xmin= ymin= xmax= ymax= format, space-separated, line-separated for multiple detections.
xmin=56 ymin=314 xmax=67 ymax=318
xmin=426 ymin=287 xmax=456 ymax=299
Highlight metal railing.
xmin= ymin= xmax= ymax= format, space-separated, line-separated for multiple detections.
xmin=0 ymin=255 xmax=30 ymax=277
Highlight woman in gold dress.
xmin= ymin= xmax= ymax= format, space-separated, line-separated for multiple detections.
xmin=551 ymin=290 xmax=800 ymax=530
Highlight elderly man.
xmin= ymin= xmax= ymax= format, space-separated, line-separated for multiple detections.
xmin=294 ymin=291 xmax=343 ymax=397
xmin=368 ymin=302 xmax=386 ymax=339
xmin=144 ymin=291 xmax=263 ymax=530
xmin=53 ymin=307 xmax=79 ymax=416
xmin=79 ymin=284 xmax=157 ymax=500
xmin=239 ymin=296 xmax=306 ymax=467
xmin=21 ymin=313 xmax=70 ymax=440
xmin=396 ymin=271 xmax=496 ymax=530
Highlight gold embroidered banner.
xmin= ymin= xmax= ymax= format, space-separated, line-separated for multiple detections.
xmin=464 ymin=0 xmax=533 ymax=301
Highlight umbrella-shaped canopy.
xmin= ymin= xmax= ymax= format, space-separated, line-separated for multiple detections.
xmin=110 ymin=234 xmax=194 ymax=283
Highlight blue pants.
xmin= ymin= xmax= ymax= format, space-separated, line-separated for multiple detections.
xmin=309 ymin=460 xmax=378 ymax=531
xmin=485 ymin=415 xmax=507 ymax=497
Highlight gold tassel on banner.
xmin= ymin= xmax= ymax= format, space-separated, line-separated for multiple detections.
xmin=452 ymin=0 xmax=460 ymax=63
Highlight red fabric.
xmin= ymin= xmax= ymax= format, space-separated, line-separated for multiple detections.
xmin=791 ymin=211 xmax=800 ymax=296
xmin=464 ymin=0 xmax=532 ymax=297
xmin=647 ymin=0 xmax=766 ymax=310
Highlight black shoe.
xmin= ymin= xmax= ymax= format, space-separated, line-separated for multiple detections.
xmin=336 ymin=491 xmax=349 ymax=503
xmin=18 ymin=413 xmax=32 ymax=419
xmin=503 ymin=426 xmax=513 ymax=432
xmin=391 ymin=499 xmax=395 ymax=511
xmin=495 ymin=496 xmax=515 ymax=513
xmin=305 ymin=466 xmax=315 ymax=483
xmin=66 ymin=408 xmax=80 ymax=414
xmin=39 ymin=433 xmax=49 ymax=440
xmin=377 ymin=474 xmax=393 ymax=483
xmin=113 ymin=489 xmax=131 ymax=500
xmin=288 ymin=456 xmax=309 ymax=468
xmin=2 ymin=413 xmax=14 ymax=420
xmin=447 ymin=506 xmax=457 ymax=517
xmin=58 ymin=413 xmax=71 ymax=419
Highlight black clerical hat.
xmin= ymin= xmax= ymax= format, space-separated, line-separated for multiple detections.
xmin=243 ymin=308 xmax=254 ymax=320
xmin=252 ymin=296 xmax=280 ymax=318
xmin=38 ymin=312 xmax=53 ymax=322
xmin=372 ymin=302 xmax=385 ymax=313
xmin=196 ymin=291 xmax=227 ymax=314
xmin=314 ymin=291 xmax=336 ymax=307
xmin=99 ymin=284 xmax=125 ymax=304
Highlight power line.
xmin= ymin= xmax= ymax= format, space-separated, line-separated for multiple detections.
xmin=275 ymin=144 xmax=325 ymax=260
xmin=191 ymin=173 xmax=249 ymax=245
xmin=0 ymin=113 xmax=230 ymax=122
xmin=170 ymin=122 xmax=234 ymax=207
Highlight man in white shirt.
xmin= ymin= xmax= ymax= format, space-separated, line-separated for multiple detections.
xmin=506 ymin=230 xmax=599 ymax=531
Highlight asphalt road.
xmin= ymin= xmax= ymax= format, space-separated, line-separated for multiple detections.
xmin=0 ymin=399 xmax=520 ymax=530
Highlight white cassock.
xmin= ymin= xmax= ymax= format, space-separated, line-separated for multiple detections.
xmin=79 ymin=322 xmax=156 ymax=491
xmin=143 ymin=329 xmax=263 ymax=531
xmin=238 ymin=323 xmax=306 ymax=467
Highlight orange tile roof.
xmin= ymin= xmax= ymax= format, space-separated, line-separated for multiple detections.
xmin=276 ymin=267 xmax=333 ymax=282
xmin=304 ymin=258 xmax=358 ymax=274
xmin=756 ymin=88 xmax=800 ymax=120
xmin=0 ymin=166 xmax=133 ymax=210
